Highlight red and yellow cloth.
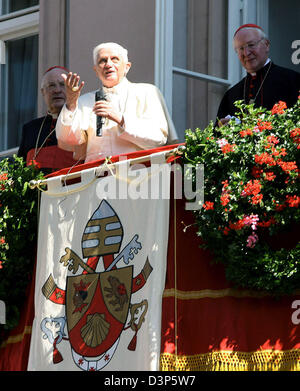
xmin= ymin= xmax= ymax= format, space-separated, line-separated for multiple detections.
xmin=160 ymin=194 xmax=300 ymax=371
xmin=0 ymin=266 xmax=35 ymax=371
xmin=1 ymin=146 xmax=299 ymax=370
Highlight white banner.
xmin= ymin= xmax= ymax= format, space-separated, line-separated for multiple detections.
xmin=28 ymin=158 xmax=170 ymax=371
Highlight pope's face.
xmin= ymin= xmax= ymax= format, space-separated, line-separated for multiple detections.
xmin=41 ymin=69 xmax=67 ymax=114
xmin=93 ymin=48 xmax=131 ymax=88
xmin=234 ymin=29 xmax=270 ymax=73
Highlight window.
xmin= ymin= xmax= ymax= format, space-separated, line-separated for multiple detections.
xmin=172 ymin=0 xmax=230 ymax=136
xmin=0 ymin=0 xmax=39 ymax=155
xmin=156 ymin=0 xmax=300 ymax=141
xmin=0 ymin=0 xmax=39 ymax=15
xmin=268 ymin=0 xmax=300 ymax=73
xmin=156 ymin=0 xmax=238 ymax=141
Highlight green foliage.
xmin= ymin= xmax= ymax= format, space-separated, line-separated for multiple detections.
xmin=184 ymin=98 xmax=300 ymax=295
xmin=0 ymin=156 xmax=44 ymax=336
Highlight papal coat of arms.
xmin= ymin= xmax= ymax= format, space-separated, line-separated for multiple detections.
xmin=40 ymin=200 xmax=152 ymax=371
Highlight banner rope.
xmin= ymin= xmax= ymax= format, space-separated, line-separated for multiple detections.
xmin=29 ymin=146 xmax=186 ymax=193
xmin=35 ymin=157 xmax=114 ymax=197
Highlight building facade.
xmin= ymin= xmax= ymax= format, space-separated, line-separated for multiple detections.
xmin=0 ymin=0 xmax=299 ymax=157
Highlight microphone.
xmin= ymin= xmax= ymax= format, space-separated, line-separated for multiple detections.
xmin=95 ymin=88 xmax=107 ymax=137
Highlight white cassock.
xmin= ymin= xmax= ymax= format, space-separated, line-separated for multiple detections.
xmin=56 ymin=77 xmax=178 ymax=163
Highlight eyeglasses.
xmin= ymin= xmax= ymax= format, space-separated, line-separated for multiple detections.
xmin=235 ymin=38 xmax=264 ymax=55
xmin=44 ymin=81 xmax=65 ymax=91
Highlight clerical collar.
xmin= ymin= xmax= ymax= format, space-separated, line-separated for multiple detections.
xmin=47 ymin=111 xmax=59 ymax=119
xmin=249 ymin=58 xmax=271 ymax=77
xmin=103 ymin=77 xmax=129 ymax=95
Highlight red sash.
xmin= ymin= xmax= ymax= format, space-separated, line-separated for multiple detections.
xmin=26 ymin=145 xmax=82 ymax=171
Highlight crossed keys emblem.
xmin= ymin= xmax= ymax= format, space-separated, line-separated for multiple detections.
xmin=60 ymin=234 xmax=142 ymax=274
xmin=40 ymin=200 xmax=153 ymax=371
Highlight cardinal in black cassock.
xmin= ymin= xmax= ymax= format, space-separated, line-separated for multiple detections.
xmin=17 ymin=66 xmax=84 ymax=174
xmin=216 ymin=24 xmax=300 ymax=123
xmin=217 ymin=61 xmax=300 ymax=120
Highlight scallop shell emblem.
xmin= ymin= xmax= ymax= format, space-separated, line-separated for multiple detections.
xmin=80 ymin=313 xmax=110 ymax=348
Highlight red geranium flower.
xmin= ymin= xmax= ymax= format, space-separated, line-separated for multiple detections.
xmin=267 ymin=135 xmax=280 ymax=145
xmin=221 ymin=143 xmax=235 ymax=154
xmin=28 ymin=159 xmax=41 ymax=169
xmin=255 ymin=153 xmax=276 ymax=166
xmin=242 ymin=180 xmax=262 ymax=196
xmin=285 ymin=195 xmax=300 ymax=208
xmin=240 ymin=128 xmax=253 ymax=137
xmin=277 ymin=160 xmax=298 ymax=173
xmin=203 ymin=201 xmax=214 ymax=210
xmin=271 ymin=101 xmax=287 ymax=115
xmin=251 ymin=193 xmax=263 ymax=205
xmin=263 ymin=171 xmax=276 ymax=181
xmin=257 ymin=119 xmax=273 ymax=131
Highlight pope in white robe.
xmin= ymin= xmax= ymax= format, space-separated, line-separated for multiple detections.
xmin=56 ymin=42 xmax=177 ymax=163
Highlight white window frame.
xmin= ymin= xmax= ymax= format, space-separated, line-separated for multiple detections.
xmin=154 ymin=0 xmax=269 ymax=116
xmin=155 ymin=0 xmax=237 ymax=117
xmin=154 ymin=0 xmax=173 ymax=112
xmin=0 ymin=4 xmax=39 ymax=156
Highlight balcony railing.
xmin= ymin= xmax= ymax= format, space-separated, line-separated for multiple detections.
xmin=0 ymin=147 xmax=18 ymax=158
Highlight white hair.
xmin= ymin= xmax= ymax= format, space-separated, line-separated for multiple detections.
xmin=41 ymin=67 xmax=68 ymax=89
xmin=234 ymin=27 xmax=268 ymax=40
xmin=93 ymin=42 xmax=129 ymax=65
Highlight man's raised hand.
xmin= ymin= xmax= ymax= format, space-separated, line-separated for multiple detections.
xmin=62 ymin=72 xmax=85 ymax=112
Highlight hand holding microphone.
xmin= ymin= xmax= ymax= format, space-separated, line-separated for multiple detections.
xmin=94 ymin=89 xmax=107 ymax=137
xmin=93 ymin=91 xmax=124 ymax=136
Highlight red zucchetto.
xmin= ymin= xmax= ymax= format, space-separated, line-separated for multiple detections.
xmin=44 ymin=66 xmax=69 ymax=75
xmin=234 ymin=24 xmax=264 ymax=36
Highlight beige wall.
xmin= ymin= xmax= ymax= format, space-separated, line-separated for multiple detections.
xmin=38 ymin=0 xmax=156 ymax=115
xmin=38 ymin=0 xmax=67 ymax=115
xmin=68 ymin=0 xmax=156 ymax=92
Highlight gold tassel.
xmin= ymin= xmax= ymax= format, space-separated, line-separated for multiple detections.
xmin=160 ymin=350 xmax=300 ymax=371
